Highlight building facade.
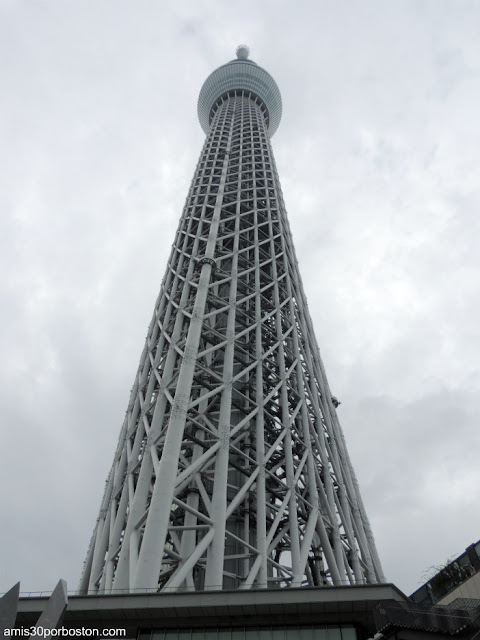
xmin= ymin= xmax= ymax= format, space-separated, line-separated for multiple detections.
xmin=79 ymin=46 xmax=385 ymax=595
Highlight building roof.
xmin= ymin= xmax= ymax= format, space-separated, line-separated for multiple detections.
xmin=16 ymin=584 xmax=407 ymax=636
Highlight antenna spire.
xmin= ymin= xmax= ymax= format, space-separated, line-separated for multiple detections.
xmin=236 ymin=44 xmax=250 ymax=60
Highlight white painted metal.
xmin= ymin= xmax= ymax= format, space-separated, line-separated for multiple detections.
xmin=79 ymin=48 xmax=385 ymax=594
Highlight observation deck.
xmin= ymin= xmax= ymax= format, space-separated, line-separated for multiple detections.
xmin=197 ymin=45 xmax=282 ymax=137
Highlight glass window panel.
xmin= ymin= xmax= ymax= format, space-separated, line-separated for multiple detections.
xmin=257 ymin=629 xmax=273 ymax=640
xmin=324 ymin=627 xmax=341 ymax=640
xmin=285 ymin=629 xmax=298 ymax=640
xmin=147 ymin=627 xmax=356 ymax=640
xmin=298 ymin=628 xmax=314 ymax=640
xmin=340 ymin=626 xmax=357 ymax=640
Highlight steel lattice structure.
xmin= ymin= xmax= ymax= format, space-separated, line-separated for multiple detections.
xmin=79 ymin=47 xmax=385 ymax=594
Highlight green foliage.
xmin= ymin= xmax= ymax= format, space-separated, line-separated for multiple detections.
xmin=420 ymin=555 xmax=467 ymax=600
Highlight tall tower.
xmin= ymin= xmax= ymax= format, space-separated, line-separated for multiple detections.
xmin=79 ymin=46 xmax=385 ymax=594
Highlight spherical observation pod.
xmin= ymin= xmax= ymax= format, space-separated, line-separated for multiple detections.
xmin=198 ymin=46 xmax=282 ymax=138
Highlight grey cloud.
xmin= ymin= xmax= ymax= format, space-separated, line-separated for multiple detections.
xmin=1 ymin=0 xmax=479 ymax=596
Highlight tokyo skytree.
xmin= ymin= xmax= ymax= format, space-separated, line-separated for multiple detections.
xmin=79 ymin=46 xmax=385 ymax=594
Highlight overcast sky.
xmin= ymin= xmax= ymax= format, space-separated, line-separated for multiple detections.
xmin=1 ymin=0 xmax=479 ymax=597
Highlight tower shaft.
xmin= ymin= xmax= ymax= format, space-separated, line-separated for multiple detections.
xmin=80 ymin=52 xmax=385 ymax=594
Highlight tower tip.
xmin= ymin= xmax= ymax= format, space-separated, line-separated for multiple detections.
xmin=236 ymin=44 xmax=250 ymax=60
